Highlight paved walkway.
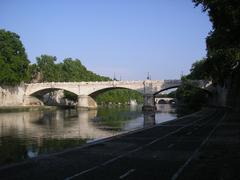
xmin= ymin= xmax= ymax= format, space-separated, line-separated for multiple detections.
xmin=0 ymin=108 xmax=239 ymax=180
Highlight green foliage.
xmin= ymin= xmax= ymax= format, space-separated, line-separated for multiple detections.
xmin=0 ymin=29 xmax=30 ymax=85
xmin=95 ymin=107 xmax=142 ymax=130
xmin=185 ymin=58 xmax=211 ymax=80
xmin=156 ymin=94 xmax=168 ymax=98
xmin=156 ymin=91 xmax=176 ymax=98
xmin=193 ymin=0 xmax=240 ymax=85
xmin=168 ymin=91 xmax=177 ymax=98
xmin=176 ymin=80 xmax=208 ymax=110
xmin=60 ymin=58 xmax=110 ymax=82
xmin=65 ymin=88 xmax=143 ymax=108
xmin=32 ymin=56 xmax=110 ymax=82
xmin=95 ymin=89 xmax=143 ymax=105
xmin=36 ymin=55 xmax=61 ymax=82
xmin=28 ymin=64 xmax=39 ymax=79
xmin=63 ymin=91 xmax=78 ymax=101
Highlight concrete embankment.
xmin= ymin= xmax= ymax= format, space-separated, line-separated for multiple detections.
xmin=0 ymin=85 xmax=43 ymax=107
xmin=0 ymin=85 xmax=25 ymax=106
xmin=0 ymin=108 xmax=239 ymax=180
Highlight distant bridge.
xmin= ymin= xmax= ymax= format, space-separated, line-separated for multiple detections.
xmin=24 ymin=80 xmax=210 ymax=110
xmin=155 ymin=97 xmax=176 ymax=104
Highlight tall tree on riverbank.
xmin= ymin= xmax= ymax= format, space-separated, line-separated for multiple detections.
xmin=35 ymin=55 xmax=62 ymax=82
xmin=185 ymin=58 xmax=211 ymax=80
xmin=0 ymin=29 xmax=30 ymax=85
xmin=192 ymin=0 xmax=240 ymax=85
xmin=61 ymin=58 xmax=110 ymax=82
xmin=32 ymin=56 xmax=110 ymax=82
xmin=193 ymin=0 xmax=240 ymax=108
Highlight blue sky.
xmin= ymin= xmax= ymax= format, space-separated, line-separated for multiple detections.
xmin=0 ymin=0 xmax=211 ymax=80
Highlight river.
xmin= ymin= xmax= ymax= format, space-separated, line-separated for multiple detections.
xmin=0 ymin=104 xmax=178 ymax=166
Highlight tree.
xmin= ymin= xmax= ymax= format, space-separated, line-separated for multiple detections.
xmin=36 ymin=55 xmax=60 ymax=82
xmin=192 ymin=0 xmax=240 ymax=108
xmin=60 ymin=58 xmax=110 ymax=82
xmin=176 ymin=80 xmax=208 ymax=110
xmin=95 ymin=89 xmax=143 ymax=105
xmin=192 ymin=0 xmax=240 ymax=85
xmin=185 ymin=58 xmax=211 ymax=80
xmin=0 ymin=29 xmax=30 ymax=85
xmin=61 ymin=58 xmax=88 ymax=81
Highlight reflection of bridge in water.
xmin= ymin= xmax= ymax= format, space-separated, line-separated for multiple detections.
xmin=0 ymin=107 xmax=177 ymax=141
xmin=0 ymin=108 xmax=172 ymax=142
xmin=0 ymin=106 xmax=177 ymax=161
xmin=0 ymin=110 xmax=112 ymax=140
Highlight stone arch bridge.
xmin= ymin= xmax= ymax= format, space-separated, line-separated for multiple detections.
xmin=24 ymin=80 xmax=210 ymax=110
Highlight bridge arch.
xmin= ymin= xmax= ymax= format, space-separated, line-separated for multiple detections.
xmin=25 ymin=87 xmax=79 ymax=106
xmin=158 ymin=99 xmax=167 ymax=104
xmin=153 ymin=85 xmax=180 ymax=96
xmin=25 ymin=83 xmax=80 ymax=97
xmin=153 ymin=84 xmax=212 ymax=96
xmin=84 ymin=82 xmax=144 ymax=97
xmin=79 ymin=86 xmax=144 ymax=109
xmin=77 ymin=84 xmax=144 ymax=109
xmin=88 ymin=87 xmax=143 ymax=98
xmin=29 ymin=87 xmax=78 ymax=97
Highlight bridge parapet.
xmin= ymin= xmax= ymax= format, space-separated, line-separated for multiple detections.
xmin=26 ymin=80 xmax=148 ymax=86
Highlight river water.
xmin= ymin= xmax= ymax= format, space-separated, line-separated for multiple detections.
xmin=0 ymin=104 xmax=177 ymax=166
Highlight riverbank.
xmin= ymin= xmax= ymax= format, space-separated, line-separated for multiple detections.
xmin=0 ymin=106 xmax=58 ymax=113
xmin=0 ymin=108 xmax=238 ymax=179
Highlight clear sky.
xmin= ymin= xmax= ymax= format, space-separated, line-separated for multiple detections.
xmin=0 ymin=0 xmax=211 ymax=80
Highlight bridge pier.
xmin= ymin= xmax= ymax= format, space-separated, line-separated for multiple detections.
xmin=77 ymin=95 xmax=97 ymax=110
xmin=23 ymin=95 xmax=44 ymax=106
xmin=142 ymin=94 xmax=156 ymax=111
xmin=143 ymin=112 xmax=156 ymax=127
